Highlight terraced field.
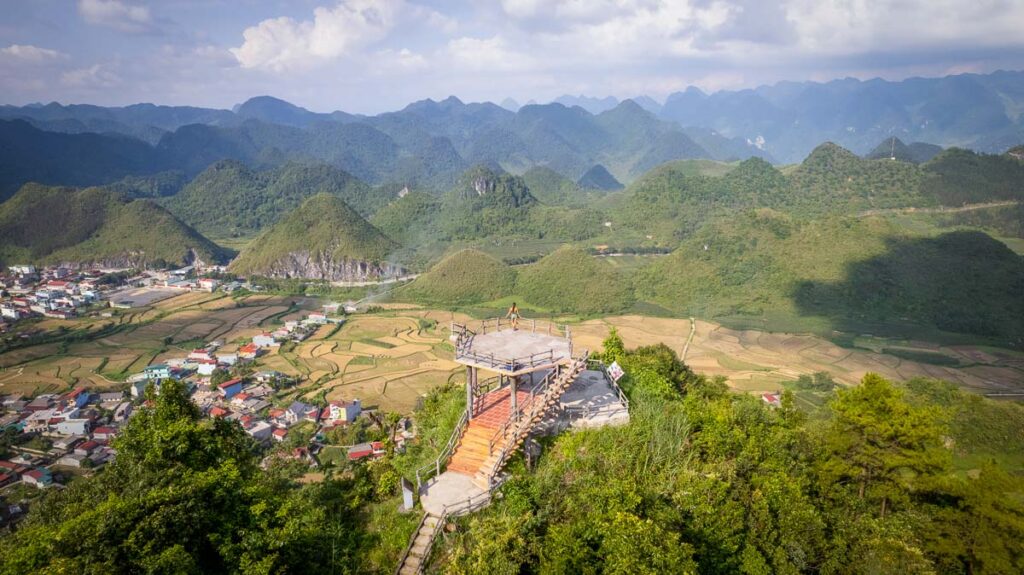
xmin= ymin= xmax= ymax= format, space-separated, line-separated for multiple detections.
xmin=3 ymin=292 xmax=1020 ymax=411
xmin=571 ymin=316 xmax=1024 ymax=396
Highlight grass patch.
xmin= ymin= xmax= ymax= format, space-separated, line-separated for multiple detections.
xmin=881 ymin=347 xmax=961 ymax=366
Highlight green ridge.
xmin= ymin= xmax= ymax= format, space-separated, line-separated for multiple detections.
xmin=516 ymin=245 xmax=634 ymax=314
xmin=396 ymin=249 xmax=516 ymax=305
xmin=0 ymin=183 xmax=226 ymax=267
xmin=229 ymin=193 xmax=398 ymax=277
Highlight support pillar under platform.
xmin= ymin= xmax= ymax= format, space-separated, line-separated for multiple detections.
xmin=466 ymin=365 xmax=478 ymax=419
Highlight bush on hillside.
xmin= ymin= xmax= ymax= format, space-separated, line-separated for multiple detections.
xmin=515 ymin=246 xmax=634 ymax=314
xmin=397 ymin=249 xmax=516 ymax=305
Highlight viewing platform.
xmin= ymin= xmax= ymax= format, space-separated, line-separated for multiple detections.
xmin=450 ymin=318 xmax=573 ymax=376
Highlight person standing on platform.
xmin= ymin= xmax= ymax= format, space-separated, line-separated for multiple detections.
xmin=506 ymin=302 xmax=520 ymax=331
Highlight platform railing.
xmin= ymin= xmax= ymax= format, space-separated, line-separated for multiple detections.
xmin=455 ymin=347 xmax=557 ymax=373
xmin=586 ymin=358 xmax=630 ymax=412
xmin=485 ymin=351 xmax=589 ymax=489
xmin=486 ymin=369 xmax=553 ymax=454
xmin=415 ymin=408 xmax=469 ymax=490
xmin=476 ymin=317 xmax=571 ymax=340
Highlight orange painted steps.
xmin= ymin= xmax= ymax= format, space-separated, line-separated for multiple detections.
xmin=447 ymin=387 xmax=532 ymax=477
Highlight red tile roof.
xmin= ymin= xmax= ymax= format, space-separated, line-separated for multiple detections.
xmin=218 ymin=378 xmax=242 ymax=389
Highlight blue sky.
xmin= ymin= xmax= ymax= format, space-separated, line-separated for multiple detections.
xmin=1 ymin=0 xmax=1023 ymax=113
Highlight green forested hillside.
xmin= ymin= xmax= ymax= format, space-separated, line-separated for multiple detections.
xmin=396 ymin=249 xmax=516 ymax=305
xmin=369 ymin=191 xmax=441 ymax=246
xmin=229 ymin=193 xmax=398 ymax=278
xmin=163 ymin=160 xmax=381 ymax=237
xmin=515 ymin=246 xmax=634 ymax=314
xmin=439 ymin=166 xmax=538 ymax=239
xmin=921 ymin=148 xmax=1024 ymax=205
xmin=520 ymin=166 xmax=584 ymax=205
xmin=786 ymin=142 xmax=928 ymax=210
xmin=617 ymin=143 xmax=1021 ymax=243
xmin=577 ymin=164 xmax=623 ymax=190
xmin=0 ymin=183 xmax=226 ymax=267
xmin=439 ymin=334 xmax=1024 ymax=574
xmin=865 ymin=137 xmax=943 ymax=163
xmin=635 ymin=211 xmax=1024 ymax=344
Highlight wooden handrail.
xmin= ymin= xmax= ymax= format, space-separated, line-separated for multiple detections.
xmin=415 ymin=409 xmax=469 ymax=490
xmin=485 ymin=352 xmax=589 ymax=488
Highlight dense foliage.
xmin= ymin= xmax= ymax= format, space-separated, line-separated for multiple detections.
xmin=0 ymin=380 xmax=404 ymax=574
xmin=515 ymin=246 xmax=634 ymax=314
xmin=577 ymin=164 xmax=623 ymax=190
xmin=229 ymin=193 xmax=399 ymax=277
xmin=635 ymin=212 xmax=1024 ymax=344
xmin=436 ymin=332 xmax=1024 ymax=574
xmin=396 ymin=249 xmax=516 ymax=305
xmin=164 ymin=160 xmax=383 ymax=237
xmin=618 ymin=141 xmax=1024 ymax=245
xmin=864 ymin=137 xmax=943 ymax=164
xmin=921 ymin=147 xmax=1024 ymax=205
xmin=369 ymin=191 xmax=441 ymax=246
xmin=0 ymin=183 xmax=227 ymax=267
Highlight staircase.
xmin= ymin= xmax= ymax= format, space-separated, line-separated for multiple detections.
xmin=447 ymin=353 xmax=589 ymax=490
xmin=396 ymin=353 xmax=590 ymax=575
xmin=395 ymin=513 xmax=441 ymax=575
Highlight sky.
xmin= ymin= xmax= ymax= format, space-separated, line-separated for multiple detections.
xmin=1 ymin=0 xmax=1023 ymax=114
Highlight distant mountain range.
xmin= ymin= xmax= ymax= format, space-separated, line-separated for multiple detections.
xmin=2 ymin=69 xmax=1020 ymax=197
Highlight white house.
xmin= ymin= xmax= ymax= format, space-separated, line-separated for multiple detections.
xmin=327 ymin=399 xmax=361 ymax=424
xmin=54 ymin=418 xmax=90 ymax=436
xmin=245 ymin=421 xmax=274 ymax=442
xmin=252 ymin=333 xmax=278 ymax=348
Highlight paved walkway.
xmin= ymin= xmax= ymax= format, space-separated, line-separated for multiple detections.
xmin=559 ymin=369 xmax=629 ymax=428
xmin=420 ymin=471 xmax=488 ymax=515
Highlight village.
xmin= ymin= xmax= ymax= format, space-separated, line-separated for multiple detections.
xmin=0 ymin=264 xmax=413 ymax=532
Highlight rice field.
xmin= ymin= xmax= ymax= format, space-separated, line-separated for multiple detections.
xmin=3 ymin=291 xmax=1020 ymax=411
xmin=571 ymin=315 xmax=1024 ymax=396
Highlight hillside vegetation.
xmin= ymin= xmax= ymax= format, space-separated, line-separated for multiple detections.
xmin=438 ymin=333 xmax=1024 ymax=574
xmin=369 ymin=191 xmax=441 ymax=246
xmin=618 ymin=142 xmax=1022 ymax=243
xmin=515 ymin=246 xmax=634 ymax=314
xmin=635 ymin=211 xmax=1024 ymax=344
xmin=864 ymin=137 xmax=943 ymax=163
xmin=0 ymin=183 xmax=226 ymax=267
xmin=230 ymin=193 xmax=399 ymax=281
xmin=396 ymin=249 xmax=516 ymax=305
xmin=163 ymin=160 xmax=381 ymax=237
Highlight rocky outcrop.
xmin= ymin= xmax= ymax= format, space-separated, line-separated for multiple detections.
xmin=249 ymin=250 xmax=404 ymax=282
xmin=54 ymin=248 xmax=207 ymax=271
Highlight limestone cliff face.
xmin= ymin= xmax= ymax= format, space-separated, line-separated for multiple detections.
xmin=54 ymin=248 xmax=208 ymax=270
xmin=244 ymin=249 xmax=404 ymax=281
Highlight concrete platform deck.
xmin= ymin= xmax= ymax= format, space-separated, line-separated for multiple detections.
xmin=557 ymin=369 xmax=629 ymax=429
xmin=420 ymin=471 xmax=488 ymax=515
xmin=457 ymin=330 xmax=572 ymax=375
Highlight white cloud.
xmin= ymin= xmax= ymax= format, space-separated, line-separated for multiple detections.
xmin=446 ymin=36 xmax=533 ymax=72
xmin=61 ymin=64 xmax=121 ymax=88
xmin=375 ymin=48 xmax=428 ymax=72
xmin=0 ymin=44 xmax=66 ymax=63
xmin=78 ymin=0 xmax=154 ymax=34
xmin=231 ymin=0 xmax=402 ymax=72
xmin=783 ymin=0 xmax=1024 ymax=54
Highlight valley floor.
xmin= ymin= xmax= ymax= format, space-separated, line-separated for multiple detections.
xmin=1 ymin=292 xmax=1021 ymax=413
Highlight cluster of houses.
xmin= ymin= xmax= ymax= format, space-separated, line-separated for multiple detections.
xmin=0 ymin=265 xmax=107 ymax=324
xmin=0 ymin=263 xmax=256 ymax=330
xmin=0 ymin=387 xmax=128 ymax=498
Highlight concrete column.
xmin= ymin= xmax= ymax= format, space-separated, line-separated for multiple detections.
xmin=466 ymin=365 xmax=474 ymax=418
xmin=510 ymin=375 xmax=518 ymax=416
